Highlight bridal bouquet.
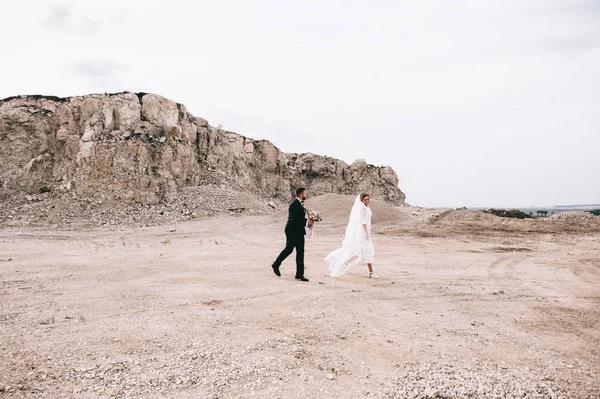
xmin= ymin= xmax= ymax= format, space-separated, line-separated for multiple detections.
xmin=307 ymin=209 xmax=323 ymax=223
xmin=306 ymin=209 xmax=323 ymax=237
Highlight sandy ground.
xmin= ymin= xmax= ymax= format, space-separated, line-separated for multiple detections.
xmin=1 ymin=196 xmax=599 ymax=398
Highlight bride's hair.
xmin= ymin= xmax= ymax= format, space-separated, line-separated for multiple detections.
xmin=360 ymin=193 xmax=370 ymax=201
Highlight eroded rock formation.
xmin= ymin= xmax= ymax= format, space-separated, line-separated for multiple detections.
xmin=0 ymin=92 xmax=405 ymax=206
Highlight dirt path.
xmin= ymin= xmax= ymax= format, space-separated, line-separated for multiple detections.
xmin=1 ymin=215 xmax=599 ymax=398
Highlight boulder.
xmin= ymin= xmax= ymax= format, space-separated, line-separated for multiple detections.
xmin=140 ymin=94 xmax=179 ymax=127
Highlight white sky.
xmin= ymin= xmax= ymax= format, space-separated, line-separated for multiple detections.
xmin=1 ymin=0 xmax=599 ymax=207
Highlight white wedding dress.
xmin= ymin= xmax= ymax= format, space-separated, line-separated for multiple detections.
xmin=326 ymin=195 xmax=375 ymax=277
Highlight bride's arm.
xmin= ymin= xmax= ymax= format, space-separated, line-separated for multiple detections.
xmin=361 ymin=207 xmax=370 ymax=239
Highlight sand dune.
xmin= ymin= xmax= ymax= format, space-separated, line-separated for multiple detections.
xmin=304 ymin=193 xmax=406 ymax=226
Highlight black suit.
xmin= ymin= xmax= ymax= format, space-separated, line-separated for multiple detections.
xmin=273 ymin=198 xmax=307 ymax=277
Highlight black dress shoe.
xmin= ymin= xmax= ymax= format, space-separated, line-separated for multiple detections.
xmin=272 ymin=264 xmax=281 ymax=277
xmin=295 ymin=276 xmax=309 ymax=282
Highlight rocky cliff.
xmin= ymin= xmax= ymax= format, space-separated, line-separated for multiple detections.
xmin=0 ymin=92 xmax=405 ymax=211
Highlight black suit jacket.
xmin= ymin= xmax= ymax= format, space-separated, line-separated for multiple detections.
xmin=284 ymin=198 xmax=307 ymax=236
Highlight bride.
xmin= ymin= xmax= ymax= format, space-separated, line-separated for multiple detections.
xmin=326 ymin=193 xmax=377 ymax=278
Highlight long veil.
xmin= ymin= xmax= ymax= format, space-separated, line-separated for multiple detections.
xmin=325 ymin=195 xmax=365 ymax=277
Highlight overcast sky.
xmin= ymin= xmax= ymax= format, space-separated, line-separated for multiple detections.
xmin=1 ymin=1 xmax=599 ymax=207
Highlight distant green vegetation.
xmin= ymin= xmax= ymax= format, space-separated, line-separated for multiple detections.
xmin=589 ymin=209 xmax=600 ymax=216
xmin=484 ymin=208 xmax=533 ymax=219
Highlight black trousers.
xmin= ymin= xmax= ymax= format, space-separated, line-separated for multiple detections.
xmin=273 ymin=232 xmax=305 ymax=277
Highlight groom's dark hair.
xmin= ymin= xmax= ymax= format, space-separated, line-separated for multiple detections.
xmin=296 ymin=187 xmax=306 ymax=197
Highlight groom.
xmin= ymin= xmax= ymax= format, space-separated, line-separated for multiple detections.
xmin=271 ymin=187 xmax=313 ymax=282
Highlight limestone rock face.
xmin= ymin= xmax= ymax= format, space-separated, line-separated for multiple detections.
xmin=0 ymin=92 xmax=406 ymax=205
